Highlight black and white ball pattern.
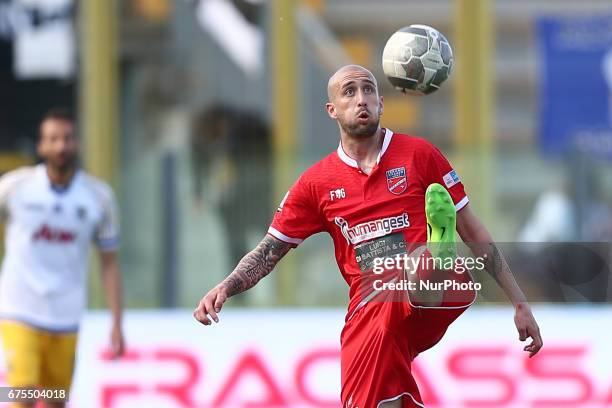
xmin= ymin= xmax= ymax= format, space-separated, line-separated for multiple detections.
xmin=382 ymin=24 xmax=453 ymax=95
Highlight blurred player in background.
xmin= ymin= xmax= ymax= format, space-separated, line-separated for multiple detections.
xmin=0 ymin=109 xmax=124 ymax=408
xmin=194 ymin=65 xmax=542 ymax=408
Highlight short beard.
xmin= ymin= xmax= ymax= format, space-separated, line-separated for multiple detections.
xmin=340 ymin=120 xmax=380 ymax=138
xmin=47 ymin=156 xmax=77 ymax=173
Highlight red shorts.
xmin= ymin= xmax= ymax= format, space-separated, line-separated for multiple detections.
xmin=340 ymin=272 xmax=475 ymax=408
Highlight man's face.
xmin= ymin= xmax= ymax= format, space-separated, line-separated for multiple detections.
xmin=326 ymin=68 xmax=383 ymax=138
xmin=37 ymin=118 xmax=78 ymax=171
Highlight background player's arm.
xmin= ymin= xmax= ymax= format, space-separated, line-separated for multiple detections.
xmin=0 ymin=168 xmax=33 ymax=219
xmin=456 ymin=203 xmax=543 ymax=357
xmin=99 ymin=250 xmax=125 ymax=358
xmin=94 ymin=184 xmax=124 ymax=358
xmin=193 ymin=234 xmax=292 ymax=325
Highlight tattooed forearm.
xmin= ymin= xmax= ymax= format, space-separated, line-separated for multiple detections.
xmin=220 ymin=235 xmax=292 ymax=297
xmin=482 ymin=242 xmax=505 ymax=282
xmin=458 ymin=206 xmax=528 ymax=306
xmin=479 ymin=241 xmax=527 ymax=304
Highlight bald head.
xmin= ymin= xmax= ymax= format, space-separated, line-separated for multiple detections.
xmin=327 ymin=65 xmax=378 ymax=101
xmin=324 ymin=64 xmax=383 ymax=138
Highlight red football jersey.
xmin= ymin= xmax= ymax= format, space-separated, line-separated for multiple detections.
xmin=269 ymin=129 xmax=468 ymax=317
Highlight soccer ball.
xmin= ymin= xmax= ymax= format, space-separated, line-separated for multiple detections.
xmin=382 ymin=24 xmax=453 ymax=95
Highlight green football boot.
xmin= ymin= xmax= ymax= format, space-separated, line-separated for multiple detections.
xmin=425 ymin=183 xmax=457 ymax=260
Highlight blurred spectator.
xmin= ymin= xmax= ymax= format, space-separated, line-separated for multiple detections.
xmin=191 ymin=104 xmax=272 ymax=268
xmin=519 ymin=169 xmax=612 ymax=243
xmin=518 ymin=185 xmax=576 ymax=243
xmin=517 ymin=173 xmax=611 ymax=302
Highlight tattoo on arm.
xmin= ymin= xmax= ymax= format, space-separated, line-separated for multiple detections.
xmin=482 ymin=242 xmax=506 ymax=282
xmin=221 ymin=235 xmax=292 ymax=297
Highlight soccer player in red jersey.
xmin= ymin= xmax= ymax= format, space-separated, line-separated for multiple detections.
xmin=194 ymin=65 xmax=542 ymax=408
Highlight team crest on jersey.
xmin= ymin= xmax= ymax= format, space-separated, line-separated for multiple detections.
xmin=385 ymin=167 xmax=407 ymax=195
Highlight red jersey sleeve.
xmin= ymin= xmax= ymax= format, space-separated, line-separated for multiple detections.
xmin=425 ymin=144 xmax=469 ymax=212
xmin=268 ymin=176 xmax=325 ymax=245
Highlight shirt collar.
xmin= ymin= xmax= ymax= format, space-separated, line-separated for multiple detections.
xmin=336 ymin=128 xmax=394 ymax=169
xmin=38 ymin=163 xmax=80 ymax=195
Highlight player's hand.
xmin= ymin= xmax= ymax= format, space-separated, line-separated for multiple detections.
xmin=110 ymin=323 xmax=125 ymax=359
xmin=514 ymin=303 xmax=543 ymax=358
xmin=193 ymin=283 xmax=228 ymax=326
